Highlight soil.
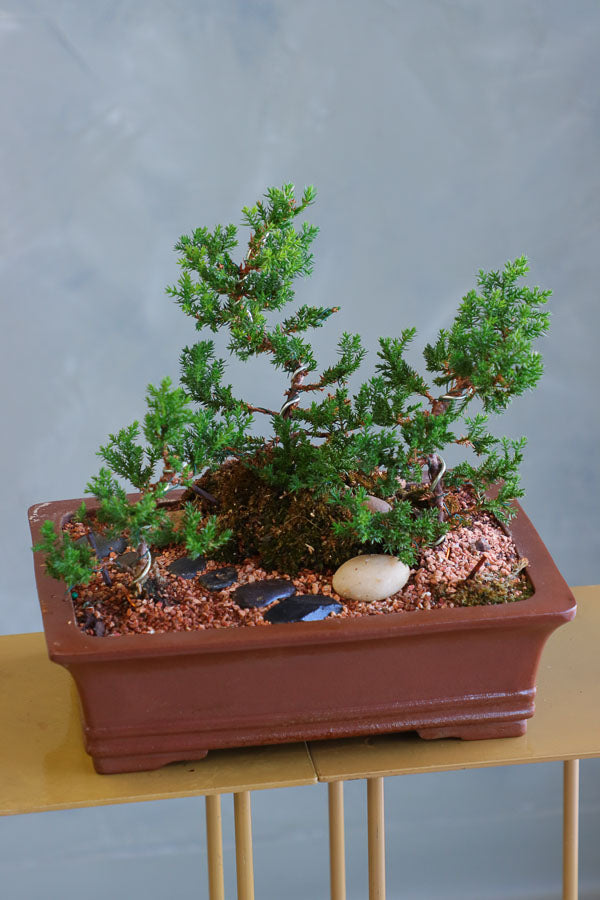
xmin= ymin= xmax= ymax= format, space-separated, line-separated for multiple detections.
xmin=64 ymin=489 xmax=531 ymax=638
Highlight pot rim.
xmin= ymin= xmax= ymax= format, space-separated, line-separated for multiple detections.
xmin=28 ymin=494 xmax=576 ymax=663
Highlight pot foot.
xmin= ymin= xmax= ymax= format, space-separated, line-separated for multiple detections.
xmin=417 ymin=720 xmax=527 ymax=741
xmin=93 ymin=749 xmax=209 ymax=774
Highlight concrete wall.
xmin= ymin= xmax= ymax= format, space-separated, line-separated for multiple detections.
xmin=1 ymin=1 xmax=599 ymax=897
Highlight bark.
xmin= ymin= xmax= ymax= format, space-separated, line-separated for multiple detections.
xmin=426 ymin=453 xmax=446 ymax=523
xmin=281 ymin=363 xmax=309 ymax=419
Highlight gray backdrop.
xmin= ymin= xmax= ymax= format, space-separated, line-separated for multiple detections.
xmin=1 ymin=1 xmax=599 ymax=897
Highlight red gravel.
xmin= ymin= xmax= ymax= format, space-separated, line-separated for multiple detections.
xmin=67 ymin=493 xmax=529 ymax=637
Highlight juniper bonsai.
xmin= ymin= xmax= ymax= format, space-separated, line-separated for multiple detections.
xmin=36 ymin=184 xmax=551 ymax=589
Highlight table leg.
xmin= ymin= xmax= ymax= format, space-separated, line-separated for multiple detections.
xmin=563 ymin=759 xmax=579 ymax=900
xmin=205 ymin=794 xmax=225 ymax=900
xmin=367 ymin=777 xmax=386 ymax=900
xmin=234 ymin=791 xmax=255 ymax=900
xmin=328 ymin=781 xmax=346 ymax=900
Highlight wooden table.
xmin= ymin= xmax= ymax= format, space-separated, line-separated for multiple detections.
xmin=2 ymin=586 xmax=598 ymax=899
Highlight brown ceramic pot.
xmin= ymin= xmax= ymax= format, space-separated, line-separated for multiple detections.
xmin=29 ymin=495 xmax=576 ymax=774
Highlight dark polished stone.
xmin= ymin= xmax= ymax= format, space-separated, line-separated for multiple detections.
xmin=82 ymin=609 xmax=106 ymax=636
xmin=115 ymin=551 xmax=140 ymax=570
xmin=233 ymin=578 xmax=296 ymax=609
xmin=264 ymin=594 xmax=342 ymax=624
xmin=143 ymin=577 xmax=172 ymax=606
xmin=76 ymin=532 xmax=127 ymax=559
xmin=167 ymin=556 xmax=206 ymax=579
xmin=83 ymin=610 xmax=97 ymax=629
xmin=199 ymin=567 xmax=238 ymax=591
xmin=475 ymin=538 xmax=491 ymax=552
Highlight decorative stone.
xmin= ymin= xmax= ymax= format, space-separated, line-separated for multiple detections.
xmin=342 ymin=485 xmax=392 ymax=515
xmin=144 ymin=577 xmax=172 ymax=606
xmin=115 ymin=551 xmax=140 ymax=570
xmin=83 ymin=610 xmax=96 ymax=629
xmin=199 ymin=567 xmax=238 ymax=591
xmin=76 ymin=532 xmax=127 ymax=559
xmin=475 ymin=538 xmax=491 ymax=552
xmin=167 ymin=556 xmax=206 ymax=579
xmin=165 ymin=508 xmax=185 ymax=530
xmin=332 ymin=554 xmax=410 ymax=602
xmin=82 ymin=610 xmax=106 ymax=636
xmin=265 ymin=594 xmax=342 ymax=623
xmin=233 ymin=579 xmax=296 ymax=609
xmin=364 ymin=495 xmax=392 ymax=514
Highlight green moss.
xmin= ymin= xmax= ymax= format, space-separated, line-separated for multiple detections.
xmin=193 ymin=459 xmax=363 ymax=573
xmin=434 ymin=571 xmax=533 ymax=607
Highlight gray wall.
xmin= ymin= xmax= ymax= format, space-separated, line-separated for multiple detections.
xmin=1 ymin=1 xmax=599 ymax=897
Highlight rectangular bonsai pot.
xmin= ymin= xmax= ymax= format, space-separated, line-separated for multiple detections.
xmin=29 ymin=496 xmax=576 ymax=774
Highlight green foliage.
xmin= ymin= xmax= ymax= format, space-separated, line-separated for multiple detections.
xmin=98 ymin=378 xmax=194 ymax=489
xmin=330 ymin=487 xmax=449 ymax=567
xmin=168 ymin=182 xmax=327 ymax=375
xmin=33 ymin=521 xmax=96 ymax=587
xmin=72 ymin=501 xmax=88 ymax=524
xmin=445 ymin=435 xmax=527 ymax=521
xmin=85 ymin=467 xmax=171 ymax=547
xmin=35 ymin=185 xmax=551 ymax=586
xmin=83 ymin=374 xmax=239 ymax=561
xmin=423 ymin=255 xmax=550 ymax=413
xmin=172 ymin=504 xmax=233 ymax=558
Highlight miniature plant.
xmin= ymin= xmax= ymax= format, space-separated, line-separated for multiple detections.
xmin=33 ymin=521 xmax=96 ymax=587
xmin=169 ymin=187 xmax=550 ymax=571
xmin=36 ymin=184 xmax=551 ymax=588
xmin=85 ymin=376 xmax=249 ymax=562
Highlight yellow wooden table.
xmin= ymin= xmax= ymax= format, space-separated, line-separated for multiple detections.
xmin=1 ymin=586 xmax=598 ymax=900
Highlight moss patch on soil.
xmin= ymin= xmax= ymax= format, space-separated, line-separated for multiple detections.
xmin=191 ymin=459 xmax=365 ymax=573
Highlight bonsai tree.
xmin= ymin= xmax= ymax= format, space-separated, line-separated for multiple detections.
xmin=35 ymin=184 xmax=550 ymax=591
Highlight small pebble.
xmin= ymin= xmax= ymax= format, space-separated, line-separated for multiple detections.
xmin=144 ymin=577 xmax=171 ymax=606
xmin=199 ymin=567 xmax=238 ymax=591
xmin=233 ymin=578 xmax=296 ymax=609
xmin=265 ymin=594 xmax=342 ymax=623
xmin=475 ymin=538 xmax=491 ymax=552
xmin=116 ymin=551 xmax=140 ymax=570
xmin=76 ymin=532 xmax=127 ymax=559
xmin=83 ymin=610 xmax=97 ymax=630
xmin=364 ymin=495 xmax=392 ymax=514
xmin=332 ymin=554 xmax=410 ymax=602
xmin=167 ymin=556 xmax=206 ymax=579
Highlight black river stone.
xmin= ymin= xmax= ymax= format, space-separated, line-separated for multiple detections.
xmin=264 ymin=594 xmax=342 ymax=624
xmin=82 ymin=610 xmax=106 ymax=636
xmin=199 ymin=567 xmax=238 ymax=591
xmin=82 ymin=610 xmax=96 ymax=630
xmin=76 ymin=532 xmax=127 ymax=559
xmin=233 ymin=578 xmax=296 ymax=609
xmin=143 ymin=577 xmax=172 ymax=606
xmin=167 ymin=555 xmax=206 ymax=579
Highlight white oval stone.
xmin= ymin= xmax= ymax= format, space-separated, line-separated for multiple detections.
xmin=332 ymin=554 xmax=410 ymax=602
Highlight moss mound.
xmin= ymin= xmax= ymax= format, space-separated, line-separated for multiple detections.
xmin=192 ymin=460 xmax=365 ymax=574
xmin=434 ymin=573 xmax=533 ymax=607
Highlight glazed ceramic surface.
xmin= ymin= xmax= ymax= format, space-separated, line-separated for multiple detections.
xmin=29 ymin=496 xmax=576 ymax=774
